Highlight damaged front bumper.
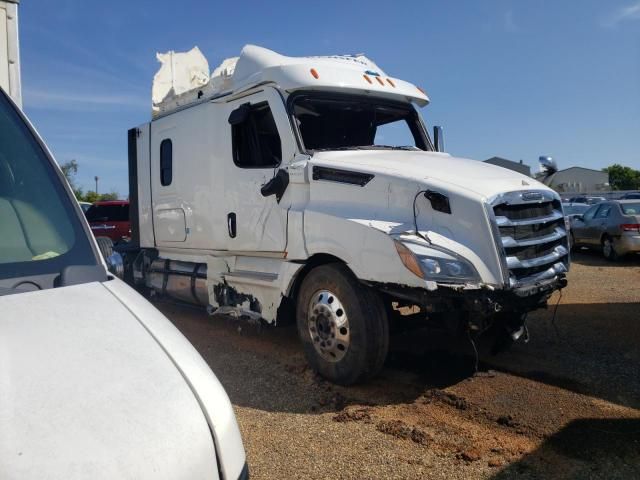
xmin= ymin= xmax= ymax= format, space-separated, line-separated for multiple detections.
xmin=370 ymin=272 xmax=567 ymax=332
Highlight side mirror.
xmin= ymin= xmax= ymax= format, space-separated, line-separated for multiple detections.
xmin=539 ymin=156 xmax=558 ymax=175
xmin=260 ymin=169 xmax=290 ymax=203
xmin=433 ymin=126 xmax=445 ymax=152
xmin=228 ymin=103 xmax=251 ymax=125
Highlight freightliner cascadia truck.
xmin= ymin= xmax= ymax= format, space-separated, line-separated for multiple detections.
xmin=125 ymin=45 xmax=569 ymax=385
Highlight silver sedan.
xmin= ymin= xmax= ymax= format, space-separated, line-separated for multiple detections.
xmin=570 ymin=200 xmax=640 ymax=260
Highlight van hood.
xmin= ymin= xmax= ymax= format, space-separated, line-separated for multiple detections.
xmin=310 ymin=150 xmax=544 ymax=198
xmin=0 ymin=282 xmax=218 ymax=479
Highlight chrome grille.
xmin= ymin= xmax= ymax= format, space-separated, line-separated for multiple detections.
xmin=490 ymin=191 xmax=569 ymax=287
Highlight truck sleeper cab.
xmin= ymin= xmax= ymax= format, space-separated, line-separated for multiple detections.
xmin=127 ymin=45 xmax=569 ymax=385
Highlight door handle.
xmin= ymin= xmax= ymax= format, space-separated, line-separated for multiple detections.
xmin=227 ymin=213 xmax=236 ymax=238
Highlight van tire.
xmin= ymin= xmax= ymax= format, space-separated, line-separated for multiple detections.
xmin=296 ymin=263 xmax=389 ymax=385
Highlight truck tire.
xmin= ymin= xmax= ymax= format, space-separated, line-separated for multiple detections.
xmin=296 ymin=263 xmax=389 ymax=385
xmin=95 ymin=236 xmax=114 ymax=260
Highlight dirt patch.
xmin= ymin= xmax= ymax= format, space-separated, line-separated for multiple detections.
xmin=458 ymin=447 xmax=482 ymax=462
xmin=422 ymin=388 xmax=469 ymax=410
xmin=158 ymin=252 xmax=640 ymax=479
xmin=376 ymin=419 xmax=431 ymax=445
xmin=333 ymin=407 xmax=372 ymax=423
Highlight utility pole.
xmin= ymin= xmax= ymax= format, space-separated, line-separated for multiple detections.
xmin=94 ymin=176 xmax=99 ymax=194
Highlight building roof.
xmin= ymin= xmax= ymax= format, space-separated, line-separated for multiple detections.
xmin=552 ymin=166 xmax=608 ymax=175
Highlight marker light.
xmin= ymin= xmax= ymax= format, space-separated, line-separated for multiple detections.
xmin=386 ymin=78 xmax=396 ymax=87
xmin=310 ymin=68 xmax=319 ymax=79
xmin=417 ymin=86 xmax=426 ymax=94
xmin=375 ymin=76 xmax=385 ymax=86
xmin=363 ymin=74 xmax=372 ymax=84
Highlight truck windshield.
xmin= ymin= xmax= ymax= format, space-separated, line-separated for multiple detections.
xmin=291 ymin=93 xmax=430 ymax=152
xmin=0 ymin=91 xmax=96 ymax=282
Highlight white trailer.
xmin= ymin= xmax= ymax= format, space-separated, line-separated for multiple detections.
xmin=126 ymin=45 xmax=569 ymax=384
xmin=0 ymin=0 xmax=21 ymax=108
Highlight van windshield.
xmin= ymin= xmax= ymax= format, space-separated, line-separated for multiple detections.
xmin=291 ymin=94 xmax=430 ymax=152
xmin=0 ymin=91 xmax=96 ymax=283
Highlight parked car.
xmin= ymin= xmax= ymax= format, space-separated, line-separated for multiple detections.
xmin=0 ymin=87 xmax=247 ymax=479
xmin=620 ymin=192 xmax=640 ymax=200
xmin=78 ymin=200 xmax=92 ymax=213
xmin=568 ymin=195 xmax=606 ymax=205
xmin=570 ymin=200 xmax=640 ymax=260
xmin=562 ymin=202 xmax=590 ymax=246
xmin=85 ymin=200 xmax=131 ymax=242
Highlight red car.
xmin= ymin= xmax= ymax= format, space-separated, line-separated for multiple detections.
xmin=85 ymin=200 xmax=131 ymax=243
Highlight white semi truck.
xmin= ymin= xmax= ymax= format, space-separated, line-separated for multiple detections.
xmin=0 ymin=0 xmax=21 ymax=108
xmin=126 ymin=45 xmax=569 ymax=384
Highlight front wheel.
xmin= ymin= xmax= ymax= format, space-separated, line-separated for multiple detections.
xmin=296 ymin=263 xmax=389 ymax=385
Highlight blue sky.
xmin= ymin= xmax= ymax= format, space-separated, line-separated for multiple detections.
xmin=19 ymin=0 xmax=640 ymax=197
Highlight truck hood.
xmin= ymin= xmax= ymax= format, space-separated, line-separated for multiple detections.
xmin=0 ymin=282 xmax=218 ymax=479
xmin=310 ymin=150 xmax=542 ymax=198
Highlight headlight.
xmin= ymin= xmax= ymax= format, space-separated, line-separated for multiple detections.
xmin=394 ymin=240 xmax=480 ymax=283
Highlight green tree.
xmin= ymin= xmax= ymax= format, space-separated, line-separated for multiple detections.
xmin=59 ymin=159 xmax=84 ymax=199
xmin=99 ymin=191 xmax=119 ymax=201
xmin=81 ymin=190 xmax=119 ymax=203
xmin=83 ymin=190 xmax=100 ymax=203
xmin=603 ymin=164 xmax=640 ymax=191
xmin=58 ymin=160 xmax=120 ymax=201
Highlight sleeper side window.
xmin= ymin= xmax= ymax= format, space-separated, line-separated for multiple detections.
xmin=231 ymin=102 xmax=282 ymax=168
xmin=160 ymin=139 xmax=172 ymax=186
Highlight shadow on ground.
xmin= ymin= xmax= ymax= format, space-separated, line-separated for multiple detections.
xmin=158 ymin=297 xmax=640 ymax=413
xmin=570 ymin=249 xmax=640 ymax=267
xmin=491 ymin=418 xmax=640 ymax=479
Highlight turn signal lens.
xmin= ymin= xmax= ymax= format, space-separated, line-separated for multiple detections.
xmin=394 ymin=241 xmax=423 ymax=278
xmin=310 ymin=68 xmax=319 ymax=79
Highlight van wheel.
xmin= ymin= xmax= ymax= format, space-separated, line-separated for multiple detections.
xmin=602 ymin=236 xmax=618 ymax=261
xmin=296 ymin=263 xmax=389 ymax=385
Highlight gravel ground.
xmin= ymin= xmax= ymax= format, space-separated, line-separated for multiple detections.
xmin=156 ymin=250 xmax=640 ymax=479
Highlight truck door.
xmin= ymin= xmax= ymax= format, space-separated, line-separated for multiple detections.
xmin=150 ymin=122 xmax=188 ymax=245
xmin=223 ymin=88 xmax=296 ymax=253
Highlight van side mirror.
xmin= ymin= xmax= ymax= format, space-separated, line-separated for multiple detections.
xmin=433 ymin=126 xmax=445 ymax=152
xmin=228 ymin=103 xmax=251 ymax=125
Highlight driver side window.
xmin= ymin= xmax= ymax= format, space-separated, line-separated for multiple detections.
xmin=231 ymin=102 xmax=282 ymax=168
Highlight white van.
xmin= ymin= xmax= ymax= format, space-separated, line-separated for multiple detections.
xmin=126 ymin=45 xmax=569 ymax=385
xmin=0 ymin=87 xmax=247 ymax=480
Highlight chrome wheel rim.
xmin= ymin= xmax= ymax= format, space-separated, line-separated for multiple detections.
xmin=307 ymin=290 xmax=350 ymax=362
